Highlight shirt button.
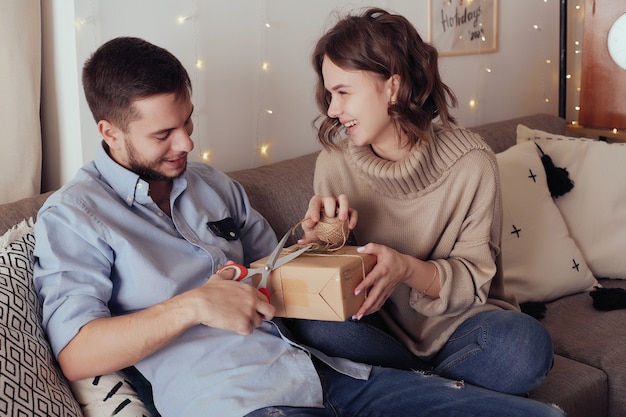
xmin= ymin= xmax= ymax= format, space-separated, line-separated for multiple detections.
xmin=136 ymin=183 xmax=143 ymax=189
xmin=126 ymin=197 xmax=132 ymax=203
xmin=157 ymin=212 xmax=164 ymax=217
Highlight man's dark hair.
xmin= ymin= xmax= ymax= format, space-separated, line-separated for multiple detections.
xmin=82 ymin=36 xmax=192 ymax=132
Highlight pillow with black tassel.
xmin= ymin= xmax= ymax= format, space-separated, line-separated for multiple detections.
xmin=590 ymin=286 xmax=626 ymax=311
xmin=535 ymin=143 xmax=574 ymax=198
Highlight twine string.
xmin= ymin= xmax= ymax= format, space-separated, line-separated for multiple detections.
xmin=283 ymin=216 xmax=367 ymax=285
xmin=290 ymin=213 xmax=349 ymax=252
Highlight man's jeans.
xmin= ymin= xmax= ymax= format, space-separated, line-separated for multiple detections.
xmin=245 ymin=359 xmax=564 ymax=417
xmin=282 ymin=310 xmax=554 ymax=395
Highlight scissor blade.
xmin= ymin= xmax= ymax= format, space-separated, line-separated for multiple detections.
xmin=271 ymin=243 xmax=312 ymax=270
xmin=265 ymin=231 xmax=291 ymax=269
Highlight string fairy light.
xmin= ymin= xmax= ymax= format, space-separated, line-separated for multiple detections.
xmin=254 ymin=0 xmax=272 ymax=164
xmin=566 ymin=0 xmax=585 ymax=126
xmin=175 ymin=3 xmax=213 ymax=164
xmin=258 ymin=144 xmax=270 ymax=157
xmin=75 ymin=15 xmax=95 ymax=31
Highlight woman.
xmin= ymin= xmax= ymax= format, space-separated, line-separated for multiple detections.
xmin=296 ymin=7 xmax=554 ymax=396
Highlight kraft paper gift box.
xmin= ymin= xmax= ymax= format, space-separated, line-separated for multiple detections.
xmin=250 ymin=245 xmax=376 ymax=321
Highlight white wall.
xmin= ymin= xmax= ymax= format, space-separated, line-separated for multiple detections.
xmin=41 ymin=0 xmax=560 ymax=191
xmin=40 ymin=0 xmax=84 ymax=193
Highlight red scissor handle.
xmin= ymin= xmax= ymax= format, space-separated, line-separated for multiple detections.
xmin=217 ymin=264 xmax=270 ymax=302
xmin=217 ymin=264 xmax=248 ymax=281
xmin=257 ymin=288 xmax=270 ymax=303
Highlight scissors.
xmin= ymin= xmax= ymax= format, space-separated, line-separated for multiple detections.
xmin=217 ymin=231 xmax=312 ymax=302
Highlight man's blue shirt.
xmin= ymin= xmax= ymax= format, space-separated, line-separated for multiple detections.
xmin=33 ymin=146 xmax=370 ymax=417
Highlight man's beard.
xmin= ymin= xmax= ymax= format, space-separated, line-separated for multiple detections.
xmin=125 ymin=139 xmax=185 ymax=181
xmin=129 ymin=163 xmax=171 ymax=181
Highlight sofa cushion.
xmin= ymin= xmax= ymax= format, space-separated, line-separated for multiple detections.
xmin=517 ymin=124 xmax=626 ymax=279
xmin=496 ymin=140 xmax=597 ymax=303
xmin=0 ymin=219 xmax=83 ymax=416
xmin=0 ymin=191 xmax=53 ymax=236
xmin=528 ymin=354 xmax=607 ymax=417
xmin=540 ymin=278 xmax=626 ymax=417
xmin=469 ymin=113 xmax=567 ymax=154
xmin=228 ymin=152 xmax=318 ymax=245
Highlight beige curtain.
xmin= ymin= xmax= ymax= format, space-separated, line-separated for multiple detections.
xmin=0 ymin=0 xmax=42 ymax=204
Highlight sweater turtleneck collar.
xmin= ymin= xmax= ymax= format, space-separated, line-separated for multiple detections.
xmin=345 ymin=127 xmax=489 ymax=198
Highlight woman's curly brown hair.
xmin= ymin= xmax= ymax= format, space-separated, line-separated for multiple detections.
xmin=312 ymin=8 xmax=457 ymax=149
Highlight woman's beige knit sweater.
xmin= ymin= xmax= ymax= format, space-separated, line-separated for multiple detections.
xmin=313 ymin=126 xmax=519 ymax=360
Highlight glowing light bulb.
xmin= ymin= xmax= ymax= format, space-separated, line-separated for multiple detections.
xmin=201 ymin=150 xmax=211 ymax=162
xmin=75 ymin=16 xmax=94 ymax=30
xmin=259 ymin=144 xmax=270 ymax=157
xmin=613 ymin=128 xmax=619 ymax=134
xmin=261 ymin=62 xmax=270 ymax=71
xmin=265 ymin=109 xmax=273 ymax=115
xmin=469 ymin=99 xmax=477 ymax=109
xmin=195 ymin=60 xmax=204 ymax=69
xmin=177 ymin=16 xmax=191 ymax=24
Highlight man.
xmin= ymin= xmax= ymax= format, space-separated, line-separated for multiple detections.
xmin=34 ymin=37 xmax=563 ymax=417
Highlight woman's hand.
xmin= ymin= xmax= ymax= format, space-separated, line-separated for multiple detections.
xmin=298 ymin=194 xmax=358 ymax=244
xmin=352 ymin=243 xmax=439 ymax=319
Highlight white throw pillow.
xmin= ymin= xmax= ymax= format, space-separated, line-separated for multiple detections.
xmin=70 ymin=372 xmax=153 ymax=417
xmin=496 ymin=141 xmax=597 ymax=302
xmin=517 ymin=124 xmax=626 ymax=279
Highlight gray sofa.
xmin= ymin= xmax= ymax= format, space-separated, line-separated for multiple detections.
xmin=1 ymin=113 xmax=624 ymax=416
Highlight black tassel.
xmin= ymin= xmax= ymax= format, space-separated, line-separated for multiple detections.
xmin=535 ymin=143 xmax=574 ymax=198
xmin=589 ymin=286 xmax=626 ymax=311
xmin=520 ymin=301 xmax=547 ymax=320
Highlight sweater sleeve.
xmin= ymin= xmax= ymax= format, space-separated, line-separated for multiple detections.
xmin=409 ymin=150 xmax=514 ymax=316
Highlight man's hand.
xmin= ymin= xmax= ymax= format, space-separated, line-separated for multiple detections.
xmin=57 ymin=266 xmax=276 ymax=381
xmin=192 ymin=267 xmax=276 ymax=335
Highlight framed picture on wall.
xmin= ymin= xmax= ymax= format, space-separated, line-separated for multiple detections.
xmin=429 ymin=0 xmax=498 ymax=56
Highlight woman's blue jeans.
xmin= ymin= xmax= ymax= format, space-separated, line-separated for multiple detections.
xmin=282 ymin=310 xmax=554 ymax=396
xmin=245 ymin=358 xmax=563 ymax=417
